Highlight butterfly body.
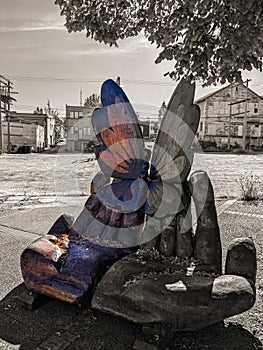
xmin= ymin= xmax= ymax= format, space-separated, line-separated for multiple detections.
xmin=92 ymin=79 xmax=147 ymax=180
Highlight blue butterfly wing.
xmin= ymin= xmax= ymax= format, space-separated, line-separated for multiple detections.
xmin=92 ymin=79 xmax=149 ymax=180
xmin=97 ymin=179 xmax=148 ymax=213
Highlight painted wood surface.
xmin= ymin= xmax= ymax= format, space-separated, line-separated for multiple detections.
xmin=21 ymin=78 xmax=205 ymax=303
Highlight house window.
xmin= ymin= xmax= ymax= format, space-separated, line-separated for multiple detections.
xmin=87 ymin=127 xmax=91 ymax=136
xmin=74 ymin=127 xmax=78 ymax=133
xmin=235 ymin=87 xmax=238 ymax=92
xmin=70 ymin=127 xmax=74 ymax=135
xmin=200 ymin=121 xmax=203 ymax=132
xmin=69 ymin=111 xmax=83 ymax=118
xmin=254 ymin=105 xmax=258 ymax=113
xmin=79 ymin=129 xmax=83 ymax=139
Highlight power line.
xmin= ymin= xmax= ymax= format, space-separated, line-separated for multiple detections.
xmin=6 ymin=75 xmax=177 ymax=86
xmin=5 ymin=74 xmax=263 ymax=87
xmin=15 ymin=103 xmax=65 ymax=112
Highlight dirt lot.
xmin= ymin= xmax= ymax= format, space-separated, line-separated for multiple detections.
xmin=0 ymin=152 xmax=97 ymax=218
xmin=0 ymin=152 xmax=262 ymax=214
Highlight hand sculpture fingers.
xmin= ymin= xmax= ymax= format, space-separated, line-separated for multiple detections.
xmin=189 ymin=170 xmax=222 ymax=274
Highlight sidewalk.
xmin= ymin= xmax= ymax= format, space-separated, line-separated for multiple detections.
xmin=0 ymin=199 xmax=238 ymax=301
xmin=0 ymin=200 xmax=262 ymax=350
xmin=0 ymin=206 xmax=81 ymax=302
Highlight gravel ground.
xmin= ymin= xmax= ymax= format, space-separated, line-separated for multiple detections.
xmin=0 ymin=153 xmax=96 ymax=198
xmin=0 ymin=152 xmax=262 ymax=200
xmin=0 ymin=153 xmax=97 ymax=218
xmin=0 ymin=152 xmax=262 ymax=221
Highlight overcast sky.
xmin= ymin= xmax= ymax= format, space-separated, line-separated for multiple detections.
xmin=1 ymin=0 xmax=263 ymax=118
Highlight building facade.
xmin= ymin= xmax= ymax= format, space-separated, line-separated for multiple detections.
xmin=65 ymin=105 xmax=96 ymax=151
xmin=2 ymin=121 xmax=45 ymax=152
xmin=2 ymin=111 xmax=56 ymax=151
xmin=195 ymin=83 xmax=263 ymax=149
xmin=139 ymin=120 xmax=159 ymax=140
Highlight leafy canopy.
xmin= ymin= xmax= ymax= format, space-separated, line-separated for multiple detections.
xmin=55 ymin=0 xmax=263 ymax=85
xmin=84 ymin=93 xmax=101 ymax=108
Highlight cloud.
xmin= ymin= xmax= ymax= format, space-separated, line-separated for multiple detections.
xmin=0 ymin=18 xmax=152 ymax=58
xmin=61 ymin=34 xmax=153 ymax=56
xmin=118 ymin=34 xmax=152 ymax=53
xmin=0 ymin=26 xmax=64 ymax=33
xmin=0 ymin=16 xmax=64 ymax=33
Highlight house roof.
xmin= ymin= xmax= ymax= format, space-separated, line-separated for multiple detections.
xmin=66 ymin=105 xmax=94 ymax=110
xmin=7 ymin=112 xmax=48 ymax=126
xmin=13 ymin=112 xmax=47 ymax=117
xmin=195 ymin=83 xmax=263 ymax=104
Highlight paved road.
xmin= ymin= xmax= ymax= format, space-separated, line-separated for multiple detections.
xmin=0 ymin=224 xmax=40 ymax=301
xmin=0 ymin=198 xmax=261 ymax=349
xmin=0 ymin=205 xmax=83 ymax=300
xmin=0 ymin=199 xmax=239 ymax=301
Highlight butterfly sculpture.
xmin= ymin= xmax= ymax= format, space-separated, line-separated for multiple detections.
xmin=20 ymin=78 xmax=257 ymax=333
xmin=20 ymin=78 xmax=204 ymax=303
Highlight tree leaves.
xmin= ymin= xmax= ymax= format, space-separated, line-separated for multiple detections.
xmin=84 ymin=93 xmax=101 ymax=108
xmin=54 ymin=0 xmax=263 ymax=85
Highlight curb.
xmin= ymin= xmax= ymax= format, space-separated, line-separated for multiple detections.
xmin=224 ymin=210 xmax=263 ymax=220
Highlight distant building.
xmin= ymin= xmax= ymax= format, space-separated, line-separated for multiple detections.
xmin=2 ymin=120 xmax=45 ymax=152
xmin=195 ymin=83 xmax=263 ymax=148
xmin=65 ymin=105 xmax=96 ymax=151
xmin=140 ymin=121 xmax=150 ymax=139
xmin=139 ymin=120 xmax=159 ymax=139
xmin=3 ymin=111 xmax=56 ymax=151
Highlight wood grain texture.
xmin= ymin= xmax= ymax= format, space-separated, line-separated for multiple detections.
xmin=92 ymin=79 xmax=146 ymax=180
xmin=150 ymin=79 xmax=200 ymax=183
xmin=145 ymin=79 xmax=200 ymax=257
xmin=189 ymin=170 xmax=222 ymax=274
xmin=20 ymin=78 xmax=206 ymax=304
xmin=175 ymin=181 xmax=194 ymax=257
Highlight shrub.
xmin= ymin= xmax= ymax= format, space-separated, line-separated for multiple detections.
xmin=239 ymin=175 xmax=263 ymax=201
xmin=199 ymin=140 xmax=217 ymax=150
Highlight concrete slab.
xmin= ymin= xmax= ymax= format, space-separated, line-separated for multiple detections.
xmin=0 ymin=203 xmax=85 ymax=303
xmin=0 ymin=225 xmax=39 ymax=300
xmin=0 ymin=206 xmax=81 ymax=236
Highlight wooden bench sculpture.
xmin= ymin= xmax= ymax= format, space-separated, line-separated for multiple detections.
xmin=21 ymin=79 xmax=256 ymax=330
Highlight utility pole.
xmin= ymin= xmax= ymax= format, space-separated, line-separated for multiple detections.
xmin=0 ymin=75 xmax=18 ymax=153
xmin=227 ymin=83 xmax=233 ymax=150
xmin=7 ymin=80 xmax=11 ymax=153
xmin=0 ymin=78 xmax=2 ymax=154
xmin=242 ymin=79 xmax=249 ymax=150
xmin=116 ymin=76 xmax=120 ymax=86
xmin=80 ymin=88 xmax=83 ymax=106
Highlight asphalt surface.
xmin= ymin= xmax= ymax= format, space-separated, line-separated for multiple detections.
xmin=0 ymin=200 xmax=262 ymax=350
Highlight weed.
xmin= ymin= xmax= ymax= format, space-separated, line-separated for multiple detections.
xmin=239 ymin=175 xmax=263 ymax=201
